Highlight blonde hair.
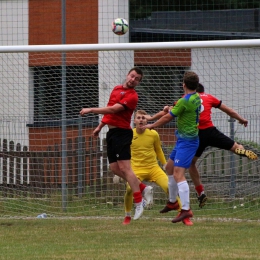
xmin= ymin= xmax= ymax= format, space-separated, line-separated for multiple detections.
xmin=134 ymin=109 xmax=147 ymax=118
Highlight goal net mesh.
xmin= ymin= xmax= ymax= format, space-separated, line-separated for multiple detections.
xmin=0 ymin=45 xmax=259 ymax=221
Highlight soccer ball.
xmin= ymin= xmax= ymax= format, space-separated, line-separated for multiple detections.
xmin=113 ymin=175 xmax=123 ymax=184
xmin=111 ymin=18 xmax=129 ymax=35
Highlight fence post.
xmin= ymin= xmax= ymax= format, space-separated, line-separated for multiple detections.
xmin=3 ymin=139 xmax=8 ymax=197
xmin=9 ymin=141 xmax=14 ymax=197
xmin=16 ymin=143 xmax=21 ymax=197
xmin=23 ymin=145 xmax=29 ymax=196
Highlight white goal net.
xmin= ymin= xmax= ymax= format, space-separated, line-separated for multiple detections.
xmin=0 ymin=40 xmax=260 ymax=221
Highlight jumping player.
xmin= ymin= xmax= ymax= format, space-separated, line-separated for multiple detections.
xmin=141 ymin=71 xmax=201 ymax=223
xmin=80 ymin=67 xmax=153 ymax=221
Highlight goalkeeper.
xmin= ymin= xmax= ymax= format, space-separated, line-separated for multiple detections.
xmin=122 ymin=109 xmax=192 ymax=226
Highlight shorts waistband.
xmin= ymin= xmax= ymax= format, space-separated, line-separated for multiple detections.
xmin=107 ymin=125 xmax=117 ymax=129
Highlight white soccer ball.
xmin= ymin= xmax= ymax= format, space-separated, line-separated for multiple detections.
xmin=111 ymin=18 xmax=129 ymax=35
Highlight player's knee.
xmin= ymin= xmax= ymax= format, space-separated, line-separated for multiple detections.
xmin=191 ymin=156 xmax=198 ymax=164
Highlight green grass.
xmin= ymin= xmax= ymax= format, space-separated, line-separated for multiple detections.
xmin=1 ymin=196 xmax=260 ymax=221
xmin=0 ymin=218 xmax=259 ymax=260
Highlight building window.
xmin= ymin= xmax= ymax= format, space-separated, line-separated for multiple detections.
xmin=136 ymin=66 xmax=186 ymax=116
xmin=33 ymin=65 xmax=98 ymax=126
xmin=32 ymin=65 xmax=186 ymax=127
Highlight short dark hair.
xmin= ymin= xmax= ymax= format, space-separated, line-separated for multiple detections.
xmin=197 ymin=83 xmax=205 ymax=93
xmin=183 ymin=71 xmax=199 ymax=90
xmin=128 ymin=67 xmax=144 ymax=81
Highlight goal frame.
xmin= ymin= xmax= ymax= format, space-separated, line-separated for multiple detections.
xmin=0 ymin=39 xmax=260 ymax=220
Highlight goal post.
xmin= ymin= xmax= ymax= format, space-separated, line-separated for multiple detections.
xmin=0 ymin=39 xmax=260 ymax=221
xmin=1 ymin=39 xmax=260 ymax=52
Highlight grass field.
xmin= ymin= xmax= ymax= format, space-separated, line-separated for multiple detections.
xmin=0 ymin=216 xmax=259 ymax=260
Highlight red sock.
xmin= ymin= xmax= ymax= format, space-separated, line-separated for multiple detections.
xmin=133 ymin=191 xmax=142 ymax=203
xmin=139 ymin=182 xmax=146 ymax=193
xmin=195 ymin=184 xmax=204 ymax=196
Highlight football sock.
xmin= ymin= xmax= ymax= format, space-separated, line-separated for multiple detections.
xmin=177 ymin=181 xmax=190 ymax=210
xmin=195 ymin=184 xmax=204 ymax=196
xmin=168 ymin=175 xmax=179 ymax=203
xmin=133 ymin=191 xmax=142 ymax=204
xmin=139 ymin=182 xmax=146 ymax=193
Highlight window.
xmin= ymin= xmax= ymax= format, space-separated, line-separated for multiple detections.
xmin=33 ymin=65 xmax=98 ymax=126
xmin=136 ymin=66 xmax=186 ymax=116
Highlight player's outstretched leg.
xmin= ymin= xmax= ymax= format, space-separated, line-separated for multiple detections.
xmin=235 ymin=148 xmax=258 ymax=160
xmin=197 ymin=193 xmax=208 ymax=208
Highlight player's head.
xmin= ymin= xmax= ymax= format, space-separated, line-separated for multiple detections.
xmin=125 ymin=67 xmax=143 ymax=89
xmin=128 ymin=67 xmax=143 ymax=80
xmin=197 ymin=83 xmax=205 ymax=93
xmin=183 ymin=71 xmax=199 ymax=91
xmin=134 ymin=109 xmax=148 ymax=128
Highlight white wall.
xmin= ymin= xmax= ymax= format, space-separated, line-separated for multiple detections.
xmin=0 ymin=0 xmax=29 ymax=146
xmin=192 ymin=48 xmax=260 ymax=144
xmin=98 ymin=0 xmax=134 ymax=140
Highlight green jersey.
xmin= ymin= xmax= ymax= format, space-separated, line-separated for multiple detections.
xmin=170 ymin=92 xmax=201 ymax=139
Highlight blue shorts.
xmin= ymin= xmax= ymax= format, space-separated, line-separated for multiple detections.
xmin=169 ymin=137 xmax=199 ymax=168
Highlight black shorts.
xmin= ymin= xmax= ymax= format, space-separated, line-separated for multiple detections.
xmin=195 ymin=127 xmax=235 ymax=157
xmin=106 ymin=128 xmax=133 ymax=163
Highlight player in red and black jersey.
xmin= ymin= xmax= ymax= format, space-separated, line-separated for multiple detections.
xmin=191 ymin=83 xmax=257 ymax=207
xmin=146 ymin=83 xmax=257 ymax=209
xmin=80 ymin=67 xmax=153 ymax=221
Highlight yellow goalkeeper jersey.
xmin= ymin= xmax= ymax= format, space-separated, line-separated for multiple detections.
xmin=131 ymin=128 xmax=167 ymax=168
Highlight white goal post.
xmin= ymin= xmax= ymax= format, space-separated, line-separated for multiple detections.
xmin=1 ymin=39 xmax=260 ymax=52
xmin=0 ymin=39 xmax=259 ymax=221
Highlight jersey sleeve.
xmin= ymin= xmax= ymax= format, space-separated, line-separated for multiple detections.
xmin=209 ymin=94 xmax=222 ymax=108
xmin=170 ymin=98 xmax=185 ymax=117
xmin=152 ymin=130 xmax=167 ymax=165
xmin=118 ymin=91 xmax=138 ymax=110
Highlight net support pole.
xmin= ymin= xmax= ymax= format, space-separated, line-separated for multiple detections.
xmin=229 ymin=117 xmax=236 ymax=198
xmin=77 ymin=115 xmax=83 ymax=198
xmin=61 ymin=0 xmax=67 ymax=211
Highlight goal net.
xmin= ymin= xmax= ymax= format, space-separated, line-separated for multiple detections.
xmin=0 ymin=40 xmax=260 ymax=221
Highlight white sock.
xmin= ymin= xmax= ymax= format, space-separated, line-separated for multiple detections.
xmin=177 ymin=181 xmax=190 ymax=210
xmin=168 ymin=175 xmax=179 ymax=203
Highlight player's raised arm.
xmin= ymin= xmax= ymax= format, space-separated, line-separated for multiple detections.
xmin=145 ymin=105 xmax=174 ymax=121
xmin=141 ymin=113 xmax=173 ymax=130
xmin=80 ymin=103 xmax=124 ymax=116
xmin=218 ymin=103 xmax=248 ymax=127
